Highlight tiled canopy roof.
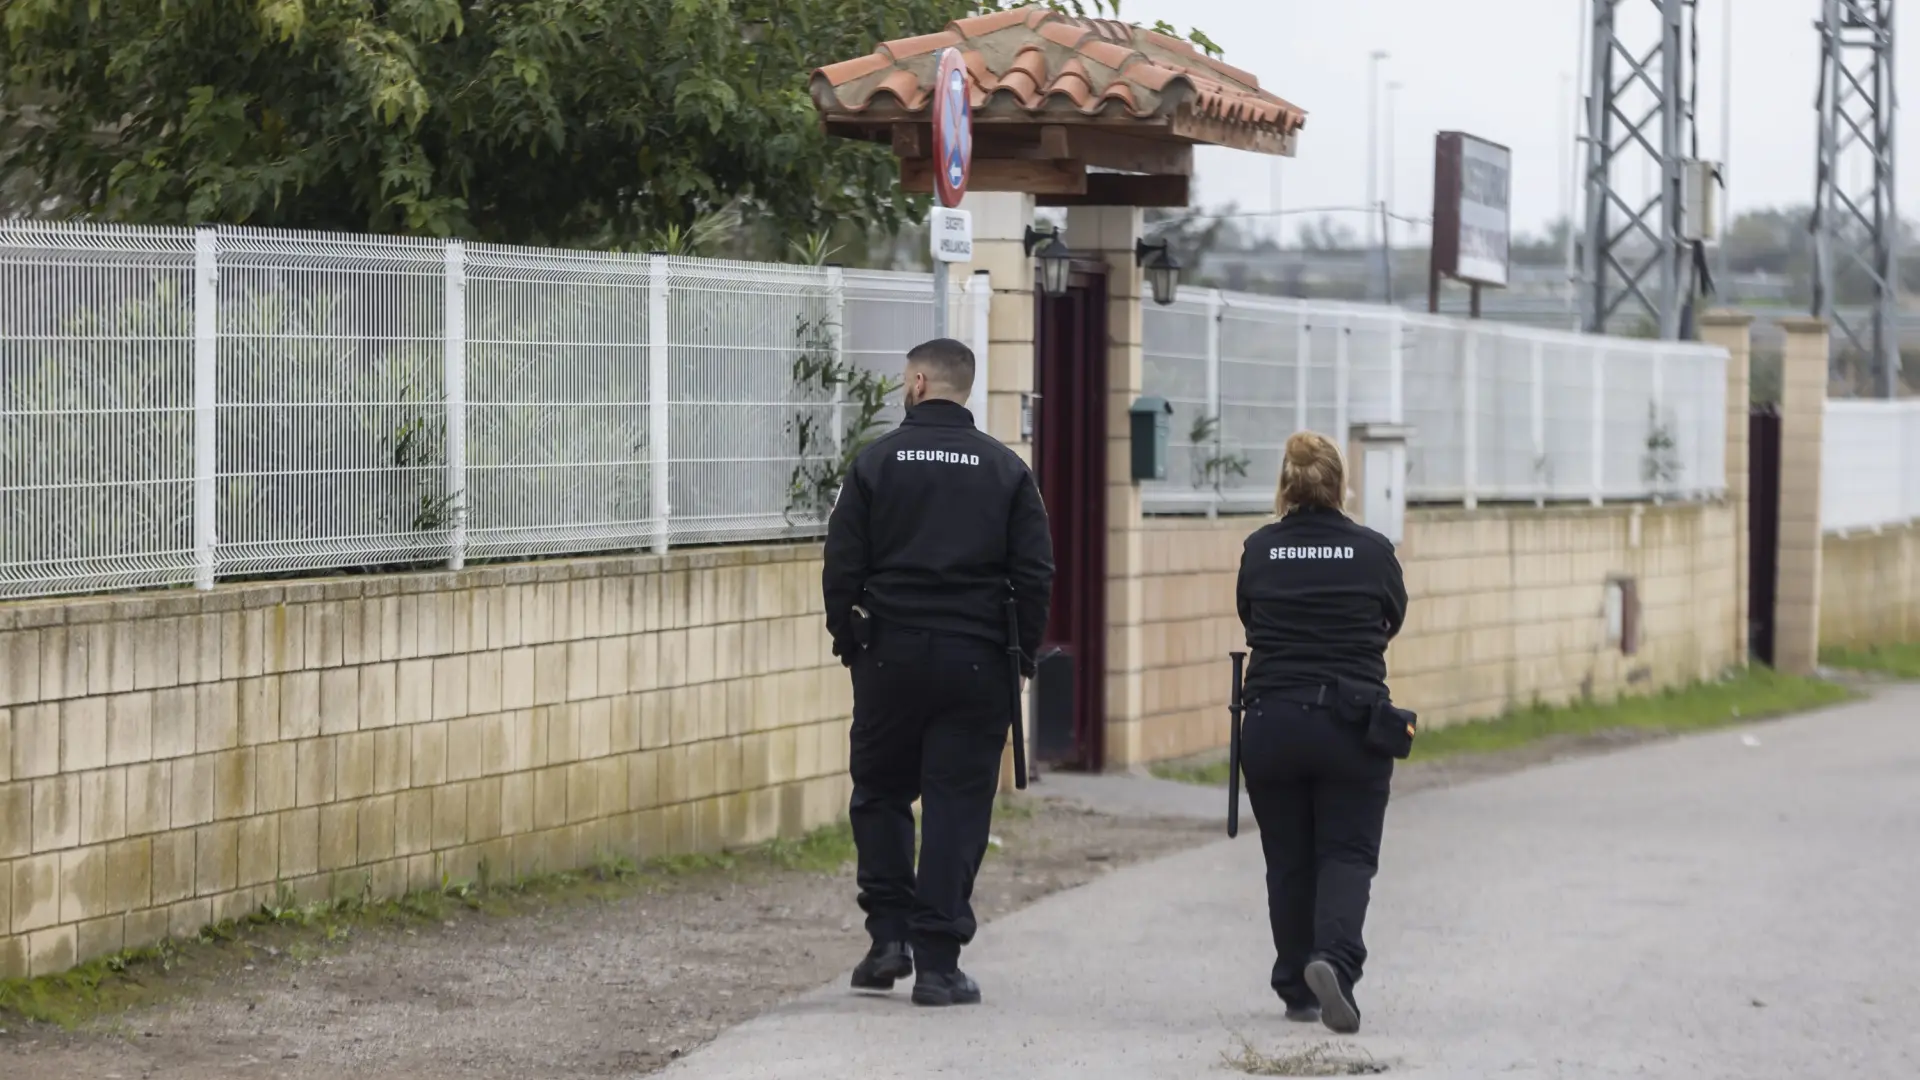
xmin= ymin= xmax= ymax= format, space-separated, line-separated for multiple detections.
xmin=811 ymin=7 xmax=1305 ymax=151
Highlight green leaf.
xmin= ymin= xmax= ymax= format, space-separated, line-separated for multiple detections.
xmin=1 ymin=0 xmax=1218 ymax=249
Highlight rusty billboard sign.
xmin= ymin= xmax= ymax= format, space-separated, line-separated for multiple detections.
xmin=1430 ymin=131 xmax=1512 ymax=290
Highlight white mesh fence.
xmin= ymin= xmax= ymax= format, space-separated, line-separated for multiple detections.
xmin=0 ymin=223 xmax=975 ymax=599
xmin=1143 ymin=287 xmax=1729 ymax=515
xmin=1822 ymin=400 xmax=1920 ymax=534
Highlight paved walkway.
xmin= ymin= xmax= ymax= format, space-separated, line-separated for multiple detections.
xmin=660 ymin=690 xmax=1920 ymax=1079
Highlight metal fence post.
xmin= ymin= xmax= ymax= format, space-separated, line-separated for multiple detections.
xmin=969 ymin=271 xmax=992 ymax=432
xmin=192 ymin=227 xmax=219 ymax=590
xmin=1590 ymin=348 xmax=1606 ymax=506
xmin=649 ymin=256 xmax=671 ymax=554
xmin=1334 ymin=317 xmax=1351 ymax=464
xmin=444 ymin=240 xmax=468 ymax=570
xmin=1388 ymin=314 xmax=1406 ymax=426
xmin=1650 ymin=349 xmax=1666 ymax=502
xmin=1462 ymin=328 xmax=1479 ymax=510
xmin=827 ymin=264 xmax=847 ymax=460
xmin=1294 ymin=316 xmax=1311 ymax=435
xmin=1530 ymin=339 xmax=1546 ymax=507
xmin=1206 ymin=289 xmax=1223 ymax=518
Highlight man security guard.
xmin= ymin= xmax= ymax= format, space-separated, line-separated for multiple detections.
xmin=1236 ymin=430 xmax=1410 ymax=1035
xmin=822 ymin=337 xmax=1054 ymax=1007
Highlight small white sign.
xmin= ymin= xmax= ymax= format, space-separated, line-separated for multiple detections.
xmin=929 ymin=207 xmax=973 ymax=264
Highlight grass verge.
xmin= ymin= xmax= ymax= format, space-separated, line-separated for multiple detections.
xmin=1152 ymin=667 xmax=1853 ymax=786
xmin=0 ymin=794 xmax=1041 ymax=1030
xmin=0 ymin=819 xmax=862 ymax=1030
xmin=1409 ymin=667 xmax=1850 ymax=761
xmin=1820 ymin=641 xmax=1920 ymax=679
xmin=1153 ymin=759 xmax=1234 ymax=787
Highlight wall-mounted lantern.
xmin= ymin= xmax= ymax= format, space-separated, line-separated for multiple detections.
xmin=1024 ymin=224 xmax=1073 ymax=298
xmin=1134 ymin=238 xmax=1182 ymax=307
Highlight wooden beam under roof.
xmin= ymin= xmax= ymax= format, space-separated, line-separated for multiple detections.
xmin=900 ymin=158 xmax=1089 ymax=196
xmin=889 ymin=123 xmax=1194 ymax=177
xmin=1034 ymin=173 xmax=1191 ymax=208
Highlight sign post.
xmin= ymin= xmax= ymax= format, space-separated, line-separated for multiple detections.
xmin=929 ymin=47 xmax=973 ymax=340
xmin=1427 ymin=131 xmax=1512 ymax=318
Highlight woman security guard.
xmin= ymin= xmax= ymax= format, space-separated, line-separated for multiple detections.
xmin=1235 ymin=431 xmax=1410 ymax=1035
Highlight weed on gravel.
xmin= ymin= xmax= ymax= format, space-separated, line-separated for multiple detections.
xmin=1223 ymin=1035 xmax=1389 ymax=1076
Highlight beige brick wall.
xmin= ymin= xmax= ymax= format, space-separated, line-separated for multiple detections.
xmin=0 ymin=497 xmax=1752 ymax=978
xmin=1133 ymin=501 xmax=1742 ymax=760
xmin=1 ymin=547 xmax=853 ymax=979
xmin=1135 ymin=518 xmax=1246 ymax=763
xmin=1389 ymin=503 xmax=1738 ymax=723
xmin=1820 ymin=526 xmax=1920 ymax=647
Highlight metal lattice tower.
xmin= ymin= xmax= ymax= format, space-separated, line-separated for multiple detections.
xmin=1812 ymin=0 xmax=1899 ymax=397
xmin=1581 ymin=0 xmax=1700 ymax=340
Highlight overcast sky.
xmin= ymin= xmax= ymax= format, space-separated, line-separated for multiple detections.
xmin=1114 ymin=0 xmax=1916 ymax=245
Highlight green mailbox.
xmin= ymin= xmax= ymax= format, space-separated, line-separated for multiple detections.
xmin=1128 ymin=396 xmax=1173 ymax=482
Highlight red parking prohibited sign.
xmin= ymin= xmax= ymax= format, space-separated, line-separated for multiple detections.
xmin=932 ymin=48 xmax=972 ymax=209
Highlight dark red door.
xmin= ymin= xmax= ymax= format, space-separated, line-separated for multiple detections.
xmin=1032 ymin=268 xmax=1109 ymax=771
xmin=1749 ymin=405 xmax=1781 ymax=666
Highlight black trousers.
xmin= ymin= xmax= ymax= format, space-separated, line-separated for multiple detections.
xmin=1241 ymin=692 xmax=1393 ymax=1010
xmin=847 ymin=627 xmax=1010 ymax=974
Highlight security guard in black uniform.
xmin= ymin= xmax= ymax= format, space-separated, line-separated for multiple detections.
xmin=1236 ymin=431 xmax=1409 ymax=1035
xmin=822 ymin=337 xmax=1054 ymax=1008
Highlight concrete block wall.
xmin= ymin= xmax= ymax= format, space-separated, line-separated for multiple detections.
xmin=1132 ymin=501 xmax=1742 ymax=759
xmin=1135 ymin=518 xmax=1246 ymax=762
xmin=1388 ymin=504 xmax=1738 ymax=724
xmin=1820 ymin=526 xmax=1920 ymax=647
xmin=0 ymin=546 xmax=852 ymax=979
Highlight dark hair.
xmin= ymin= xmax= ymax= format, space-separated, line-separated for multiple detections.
xmin=906 ymin=338 xmax=976 ymax=394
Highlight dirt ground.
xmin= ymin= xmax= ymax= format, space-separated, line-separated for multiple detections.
xmin=0 ymin=717 xmax=1809 ymax=1080
xmin=0 ymin=797 xmax=1214 ymax=1080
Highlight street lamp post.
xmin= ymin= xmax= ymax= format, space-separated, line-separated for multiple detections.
xmin=1383 ymin=80 xmax=1402 ymax=303
xmin=1386 ymin=80 xmax=1403 ymax=246
xmin=1366 ymin=50 xmax=1390 ymax=247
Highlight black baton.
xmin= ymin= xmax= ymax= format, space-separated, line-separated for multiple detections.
xmin=1227 ymin=651 xmax=1246 ymax=838
xmin=1002 ymin=598 xmax=1029 ymax=791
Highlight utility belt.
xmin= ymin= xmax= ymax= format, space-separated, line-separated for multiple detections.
xmin=848 ymin=605 xmax=1004 ymax=653
xmin=1256 ymin=678 xmax=1419 ymax=760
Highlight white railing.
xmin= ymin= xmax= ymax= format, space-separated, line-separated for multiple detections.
xmin=1142 ymin=288 xmax=1729 ymax=515
xmin=0 ymin=222 xmax=983 ymax=599
xmin=1821 ymin=400 xmax=1920 ymax=534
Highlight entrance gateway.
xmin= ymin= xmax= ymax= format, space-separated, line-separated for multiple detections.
xmin=811 ymin=7 xmax=1309 ymax=771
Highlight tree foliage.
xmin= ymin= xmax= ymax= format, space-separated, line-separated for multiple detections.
xmin=1 ymin=0 xmax=1215 ymax=249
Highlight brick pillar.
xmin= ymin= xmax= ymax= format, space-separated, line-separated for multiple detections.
xmin=1697 ymin=309 xmax=1753 ymax=666
xmin=957 ymin=193 xmax=1036 ymax=791
xmin=1773 ymin=316 xmax=1829 ymax=675
xmin=1066 ymin=205 xmax=1147 ymax=769
xmin=957 ymin=192 xmax=1035 ymax=457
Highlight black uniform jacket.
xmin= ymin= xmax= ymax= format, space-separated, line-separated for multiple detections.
xmin=1236 ymin=505 xmax=1408 ymax=701
xmin=822 ymin=399 xmax=1055 ymax=675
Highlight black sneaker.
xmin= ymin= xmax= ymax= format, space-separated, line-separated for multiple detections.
xmin=910 ymin=969 xmax=983 ymax=1007
xmin=850 ymin=942 xmax=913 ymax=991
xmin=1304 ymin=960 xmax=1360 ymax=1034
xmin=1284 ymin=1003 xmax=1322 ymax=1024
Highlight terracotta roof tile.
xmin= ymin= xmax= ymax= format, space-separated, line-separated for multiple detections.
xmin=810 ymin=5 xmax=1305 ymax=148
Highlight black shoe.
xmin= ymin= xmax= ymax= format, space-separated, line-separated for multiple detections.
xmin=1304 ymin=960 xmax=1360 ymax=1034
xmin=850 ymin=942 xmax=913 ymax=991
xmin=910 ymin=969 xmax=983 ymax=1007
xmin=1284 ymin=1004 xmax=1322 ymax=1024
